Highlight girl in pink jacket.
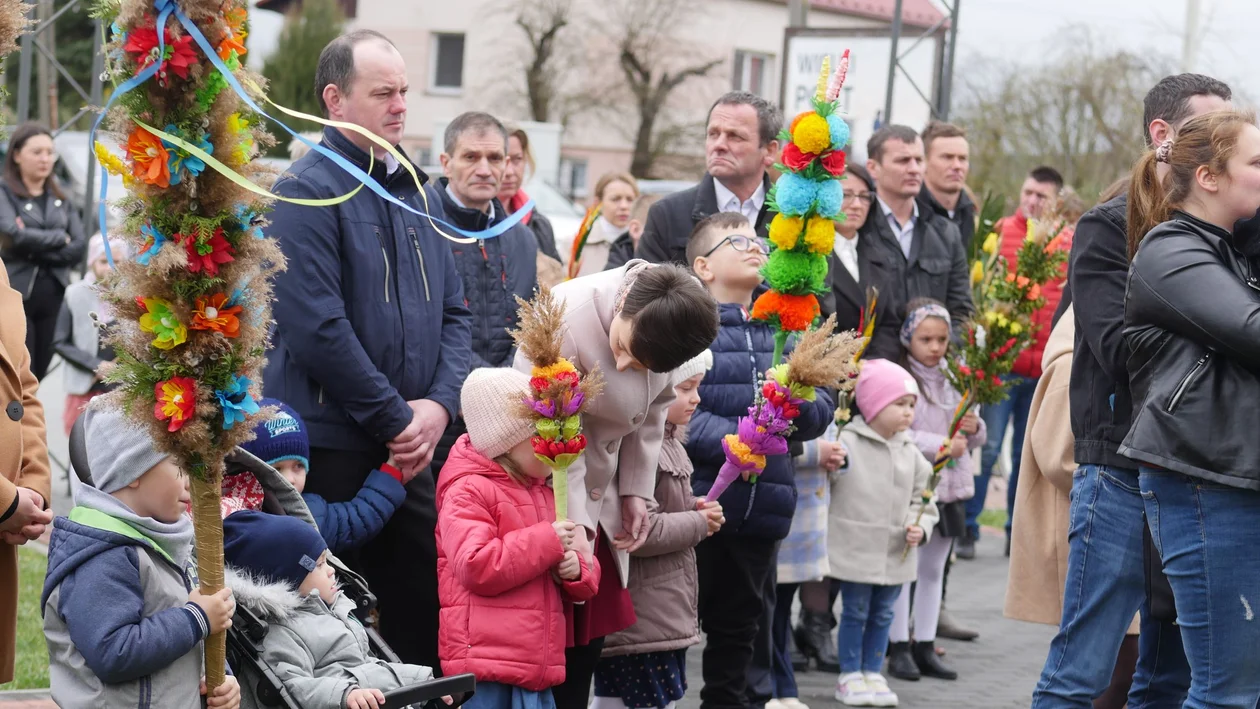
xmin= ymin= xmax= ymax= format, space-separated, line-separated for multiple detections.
xmin=437 ymin=368 xmax=601 ymax=709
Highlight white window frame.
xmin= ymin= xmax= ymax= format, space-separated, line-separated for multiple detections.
xmin=429 ymin=32 xmax=465 ymax=96
xmin=733 ymin=49 xmax=775 ymax=99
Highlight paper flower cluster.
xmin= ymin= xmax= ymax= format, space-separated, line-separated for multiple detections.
xmin=756 ymin=50 xmax=853 ymax=337
xmin=510 ymin=287 xmax=605 ymax=520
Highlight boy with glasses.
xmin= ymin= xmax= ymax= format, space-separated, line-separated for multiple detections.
xmin=685 ymin=212 xmax=834 ymax=709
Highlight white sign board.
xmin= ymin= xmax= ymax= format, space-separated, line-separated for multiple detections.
xmin=781 ymin=32 xmax=940 ymax=162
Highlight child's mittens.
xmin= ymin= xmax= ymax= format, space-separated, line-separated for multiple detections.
xmin=188 ymin=586 xmax=235 ymax=635
xmin=904 ymin=525 xmax=924 ymax=547
xmin=345 ymin=686 xmax=386 ymax=709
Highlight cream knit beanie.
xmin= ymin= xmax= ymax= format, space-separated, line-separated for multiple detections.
xmin=672 ymin=350 xmax=713 ymax=385
xmin=460 ymin=368 xmax=537 ymax=459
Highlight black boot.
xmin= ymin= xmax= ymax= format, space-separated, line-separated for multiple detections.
xmin=793 ymin=611 xmax=840 ymax=673
xmin=789 ymin=630 xmax=810 ymax=672
xmin=887 ymin=641 xmax=920 ymax=681
xmin=955 ymin=534 xmax=976 ymax=560
xmin=913 ymin=641 xmax=958 ymax=680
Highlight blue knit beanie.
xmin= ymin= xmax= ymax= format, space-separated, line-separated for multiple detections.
xmin=241 ymin=399 xmax=309 ymax=469
xmin=223 ymin=510 xmax=328 ymax=590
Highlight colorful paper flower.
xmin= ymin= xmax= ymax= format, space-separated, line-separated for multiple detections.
xmin=137 ymin=223 xmax=167 ymax=266
xmin=971 ymin=260 xmax=985 ymax=284
xmin=236 ymin=205 xmax=263 ymax=239
xmin=190 ymin=292 xmax=242 ymax=337
xmin=820 ymin=149 xmax=847 ymax=177
xmin=94 ymin=141 xmax=136 ymax=188
xmin=722 ymin=433 xmax=767 ymax=471
xmin=781 ymin=143 xmax=816 ymax=172
xmin=803 ymin=216 xmax=835 ymax=255
xmin=763 ymin=250 xmax=828 ymax=294
xmin=163 ymin=125 xmax=211 ymax=185
xmin=227 ymin=113 xmax=254 ymax=164
xmin=215 ymin=374 xmax=260 ymax=429
xmin=792 ymin=113 xmax=832 ymax=155
xmin=218 ymin=8 xmax=248 ymax=60
xmin=982 ymin=232 xmax=999 ymax=255
xmin=531 ymin=434 xmax=587 ymax=458
xmin=123 ymin=21 xmax=197 ymax=86
xmin=751 ymin=291 xmax=820 ymax=332
xmin=774 ymin=173 xmax=819 ymax=216
xmin=154 ymin=376 xmax=197 ymax=432
xmin=814 ymin=180 xmax=844 ymax=219
xmin=826 ymin=114 xmax=851 ymax=150
xmin=127 ymin=125 xmax=171 ymax=189
xmin=182 ymin=226 xmax=236 ymax=276
xmin=768 ymin=214 xmax=803 ymax=251
xmin=533 ymin=360 xmax=578 ymax=380
xmin=136 ymin=296 xmax=187 ymax=350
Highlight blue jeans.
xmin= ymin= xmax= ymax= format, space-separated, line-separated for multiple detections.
xmin=1141 ymin=470 xmax=1260 ymax=708
xmin=969 ymin=374 xmax=1038 ymax=538
xmin=1032 ymin=465 xmax=1190 ymax=708
xmin=464 ymin=681 xmax=556 ymax=709
xmin=837 ymin=582 xmax=901 ymax=675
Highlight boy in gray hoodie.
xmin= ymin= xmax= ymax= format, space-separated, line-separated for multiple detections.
xmin=41 ymin=401 xmax=239 ymax=708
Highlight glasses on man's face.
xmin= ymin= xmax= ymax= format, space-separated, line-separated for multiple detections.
xmin=703 ymin=234 xmax=771 ymax=258
xmin=843 ymin=191 xmax=874 ymax=205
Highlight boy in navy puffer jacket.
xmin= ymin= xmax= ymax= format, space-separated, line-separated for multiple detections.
xmin=239 ymin=399 xmax=411 ymax=555
xmin=684 ymin=212 xmax=833 ymax=709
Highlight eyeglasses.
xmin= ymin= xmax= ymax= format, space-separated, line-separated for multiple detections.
xmin=843 ymin=191 xmax=874 ymax=205
xmin=703 ymin=234 xmax=771 ymax=258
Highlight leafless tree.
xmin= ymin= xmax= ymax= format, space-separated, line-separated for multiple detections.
xmin=954 ymin=26 xmax=1173 ymax=204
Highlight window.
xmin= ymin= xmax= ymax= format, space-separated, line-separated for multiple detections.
xmin=558 ymin=158 xmax=589 ymax=203
xmin=430 ymin=33 xmax=465 ymax=93
xmin=733 ymin=50 xmax=774 ymax=98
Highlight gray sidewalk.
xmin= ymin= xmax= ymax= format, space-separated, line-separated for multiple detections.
xmin=679 ymin=536 xmax=1055 ymax=709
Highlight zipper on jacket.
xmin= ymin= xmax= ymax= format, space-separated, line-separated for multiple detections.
xmin=24 ymin=265 xmax=38 ymax=300
xmin=318 ymin=387 xmax=325 ymax=405
xmin=1166 ymin=353 xmax=1209 ymax=413
xmin=374 ymin=227 xmax=391 ymax=303
xmin=408 ymin=227 xmax=432 ymax=301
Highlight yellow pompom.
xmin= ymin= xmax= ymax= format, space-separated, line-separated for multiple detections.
xmin=532 ymin=360 xmax=577 ymax=379
xmin=982 ymin=232 xmax=999 ymax=255
xmin=792 ymin=113 xmax=832 ymax=155
xmin=1010 ymin=321 xmax=1023 ymax=335
xmin=971 ymin=260 xmax=985 ymax=284
xmin=769 ymin=214 xmax=804 ymax=250
xmin=803 ymin=216 xmax=835 ymax=255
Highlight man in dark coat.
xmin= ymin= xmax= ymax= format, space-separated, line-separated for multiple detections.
xmin=263 ymin=31 xmax=472 ymax=669
xmin=917 ymin=120 xmax=977 ymax=255
xmin=861 ymin=125 xmax=974 ymax=333
xmin=635 ymin=91 xmax=781 ymax=265
xmin=431 ymin=112 xmax=538 ymax=475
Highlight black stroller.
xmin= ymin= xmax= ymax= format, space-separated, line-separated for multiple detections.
xmin=68 ymin=416 xmax=476 ymax=709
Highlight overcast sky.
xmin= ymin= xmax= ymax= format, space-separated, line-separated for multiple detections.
xmin=951 ymin=0 xmax=1258 ymax=103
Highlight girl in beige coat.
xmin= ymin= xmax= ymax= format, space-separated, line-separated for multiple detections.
xmin=829 ymin=359 xmax=938 ymax=707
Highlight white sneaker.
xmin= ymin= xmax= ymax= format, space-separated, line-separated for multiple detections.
xmin=835 ymin=672 xmax=874 ymax=706
xmin=863 ymin=673 xmax=899 ymax=707
xmin=765 ymin=700 xmax=785 ymax=709
xmin=779 ymin=698 xmax=810 ymax=709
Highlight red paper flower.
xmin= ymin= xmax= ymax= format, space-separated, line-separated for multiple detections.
xmin=820 ymin=150 xmax=847 ymax=176
xmin=530 ymin=376 xmax=550 ymax=392
xmin=181 ymin=226 xmax=236 ymax=276
xmin=154 ymin=376 xmax=197 ymax=432
xmin=123 ymin=22 xmax=197 ymax=86
xmin=958 ymin=365 xmax=972 ymax=377
xmin=781 ymin=143 xmax=816 ymax=171
xmin=992 ymin=376 xmax=1002 ymax=387
xmin=555 ymin=370 xmax=579 ymax=386
xmin=190 ymin=292 xmax=242 ymax=337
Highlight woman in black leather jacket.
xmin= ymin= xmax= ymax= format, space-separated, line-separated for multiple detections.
xmin=0 ymin=123 xmax=86 ymax=379
xmin=1122 ymin=109 xmax=1260 ymax=704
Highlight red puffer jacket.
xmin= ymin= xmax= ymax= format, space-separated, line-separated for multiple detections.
xmin=996 ymin=212 xmax=1070 ymax=378
xmin=436 ymin=435 xmax=600 ymax=691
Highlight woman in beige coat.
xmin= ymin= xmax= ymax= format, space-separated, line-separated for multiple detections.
xmin=1005 ymin=305 xmax=1138 ymax=709
xmin=0 ymin=257 xmax=53 ymax=683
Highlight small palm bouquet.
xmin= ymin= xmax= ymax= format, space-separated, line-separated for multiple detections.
xmin=509 ymin=287 xmax=605 ymax=520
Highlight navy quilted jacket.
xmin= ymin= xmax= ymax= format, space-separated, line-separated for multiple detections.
xmin=437 ymin=179 xmax=538 ymax=368
xmin=687 ymin=303 xmax=834 ymax=540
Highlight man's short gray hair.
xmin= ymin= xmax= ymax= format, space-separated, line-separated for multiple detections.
xmin=314 ymin=29 xmax=397 ymax=117
xmin=443 ymin=112 xmax=509 ymax=156
xmin=708 ymin=91 xmax=783 ymax=147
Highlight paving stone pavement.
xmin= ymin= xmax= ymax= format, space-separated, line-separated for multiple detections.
xmin=679 ymin=533 xmax=1055 ymax=709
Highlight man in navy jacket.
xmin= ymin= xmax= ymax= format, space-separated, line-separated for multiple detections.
xmin=262 ymin=30 xmax=472 ymax=670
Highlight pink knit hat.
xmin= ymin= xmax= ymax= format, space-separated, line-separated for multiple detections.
xmin=855 ymin=359 xmax=919 ymax=421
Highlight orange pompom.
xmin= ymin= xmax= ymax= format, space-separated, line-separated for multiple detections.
xmin=751 ymin=291 xmax=820 ymax=332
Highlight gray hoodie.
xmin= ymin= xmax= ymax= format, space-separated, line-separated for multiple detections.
xmin=225 ymin=567 xmax=432 ymax=709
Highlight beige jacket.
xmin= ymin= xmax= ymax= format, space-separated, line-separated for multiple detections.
xmin=514 ymin=261 xmax=675 ymax=585
xmin=602 ymin=427 xmax=707 ymax=656
xmin=1004 ymin=307 xmax=1139 ymax=633
xmin=0 ymin=259 xmax=51 ymax=683
xmin=828 ymin=417 xmax=938 ymax=587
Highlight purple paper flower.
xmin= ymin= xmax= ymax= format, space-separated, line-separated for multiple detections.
xmin=737 ymin=416 xmax=790 ymax=456
xmin=562 ymin=391 xmax=585 ymax=416
xmin=530 ymin=398 xmax=556 ymax=418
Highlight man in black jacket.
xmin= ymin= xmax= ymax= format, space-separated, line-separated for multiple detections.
xmin=861 ymin=125 xmax=973 ymax=332
xmin=635 ymin=91 xmax=781 ymax=265
xmin=917 ymin=121 xmax=977 ymax=254
xmin=1031 ymin=73 xmax=1231 ymax=709
xmin=431 ymin=112 xmax=538 ymax=476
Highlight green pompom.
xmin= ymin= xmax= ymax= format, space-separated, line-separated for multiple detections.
xmin=562 ymin=415 xmax=581 ymax=439
xmin=762 ymin=251 xmax=828 ymax=295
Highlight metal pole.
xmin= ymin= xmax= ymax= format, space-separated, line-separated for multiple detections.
xmin=1182 ymin=0 xmax=1202 ymax=72
xmin=939 ymin=0 xmax=961 ymax=119
xmin=15 ymin=6 xmax=33 ymax=122
xmin=35 ymin=0 xmax=51 ymax=127
xmin=788 ymin=0 xmax=808 ymax=27
xmin=884 ymin=0 xmax=904 ymax=124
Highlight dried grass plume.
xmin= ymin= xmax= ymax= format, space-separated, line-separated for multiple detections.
xmin=786 ymin=315 xmax=863 ymax=390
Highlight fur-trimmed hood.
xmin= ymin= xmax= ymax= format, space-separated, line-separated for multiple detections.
xmin=225 ymin=566 xmax=335 ymax=622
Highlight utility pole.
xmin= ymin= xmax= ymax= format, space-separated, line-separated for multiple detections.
xmin=788 ymin=0 xmax=808 ymax=27
xmin=35 ymin=0 xmax=51 ymax=127
xmin=884 ymin=0 xmax=904 ymax=125
xmin=1182 ymin=0 xmax=1202 ymax=73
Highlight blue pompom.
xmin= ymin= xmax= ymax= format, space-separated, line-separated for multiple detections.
xmin=827 ymin=115 xmax=851 ymax=150
xmin=814 ymin=180 xmax=844 ymax=219
xmin=775 ymin=173 xmax=819 ymax=216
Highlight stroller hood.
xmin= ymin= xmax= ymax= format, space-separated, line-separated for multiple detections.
xmin=225 ymin=566 xmax=306 ymax=622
